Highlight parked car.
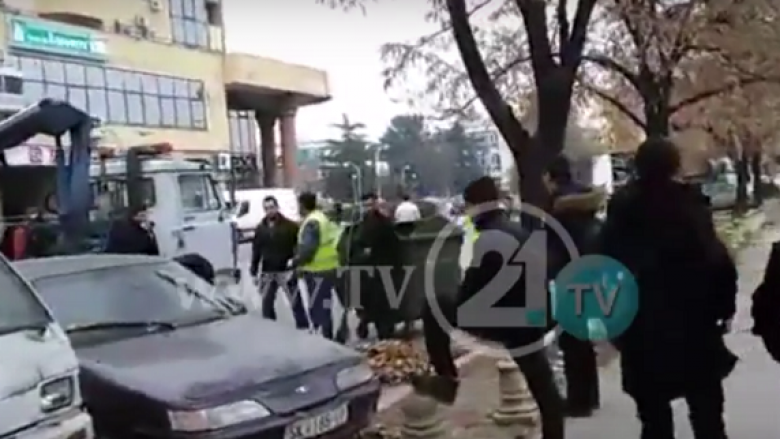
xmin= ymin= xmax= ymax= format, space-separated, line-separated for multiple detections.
xmin=0 ymin=255 xmax=93 ymax=439
xmin=14 ymin=254 xmax=379 ymax=439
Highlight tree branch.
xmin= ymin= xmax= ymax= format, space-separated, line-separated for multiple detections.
xmin=556 ymin=0 xmax=570 ymax=47
xmin=562 ymin=0 xmax=597 ymax=68
xmin=445 ymin=0 xmax=531 ymax=145
xmin=515 ymin=0 xmax=557 ymax=78
xmin=580 ymin=82 xmax=647 ymax=130
xmin=581 ymin=54 xmax=640 ymax=91
xmin=670 ymin=75 xmax=780 ymax=114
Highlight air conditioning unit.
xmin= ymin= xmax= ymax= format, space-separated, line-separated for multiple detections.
xmin=149 ymin=0 xmax=163 ymax=12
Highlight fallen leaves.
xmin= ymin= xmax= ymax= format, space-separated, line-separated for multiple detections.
xmin=360 ymin=340 xmax=432 ymax=385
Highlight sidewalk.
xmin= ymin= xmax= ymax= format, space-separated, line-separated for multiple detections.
xmin=568 ymin=207 xmax=780 ymax=438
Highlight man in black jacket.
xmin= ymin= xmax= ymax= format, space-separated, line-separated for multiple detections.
xmin=104 ymin=206 xmax=159 ymax=255
xmin=414 ymin=176 xmax=564 ymax=439
xmin=249 ymin=196 xmax=305 ymax=325
xmin=545 ymin=156 xmax=605 ymax=417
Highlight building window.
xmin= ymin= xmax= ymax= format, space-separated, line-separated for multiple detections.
xmin=169 ymin=0 xmax=211 ymax=49
xmin=8 ymin=54 xmax=208 ymax=130
xmin=228 ymin=110 xmax=258 ymax=154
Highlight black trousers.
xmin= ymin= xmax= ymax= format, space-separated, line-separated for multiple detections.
xmin=634 ymin=381 xmax=728 ymax=439
xmin=422 ymin=297 xmax=565 ymax=439
xmin=559 ymin=333 xmax=599 ymax=409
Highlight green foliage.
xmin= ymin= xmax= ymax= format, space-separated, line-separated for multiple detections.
xmin=379 ymin=114 xmax=488 ymax=196
xmin=322 ymin=114 xmax=375 ymax=201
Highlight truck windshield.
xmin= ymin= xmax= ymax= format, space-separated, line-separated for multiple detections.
xmin=0 ymin=260 xmax=50 ymax=335
xmin=90 ymin=177 xmax=155 ymax=220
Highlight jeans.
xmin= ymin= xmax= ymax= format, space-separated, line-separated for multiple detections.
xmin=260 ymin=272 xmax=309 ymax=329
xmin=300 ymin=270 xmax=336 ymax=339
xmin=421 ymin=298 xmax=565 ymax=439
xmin=634 ymin=381 xmax=728 ymax=439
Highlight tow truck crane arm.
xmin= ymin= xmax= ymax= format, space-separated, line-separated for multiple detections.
xmin=0 ymin=99 xmax=94 ymax=251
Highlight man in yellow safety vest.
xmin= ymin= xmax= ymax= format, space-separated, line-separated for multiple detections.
xmin=291 ymin=192 xmax=340 ymax=340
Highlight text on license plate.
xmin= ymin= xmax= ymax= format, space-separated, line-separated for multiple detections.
xmin=284 ymin=404 xmax=349 ymax=439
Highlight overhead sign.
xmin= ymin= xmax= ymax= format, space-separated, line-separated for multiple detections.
xmin=7 ymin=16 xmax=107 ymax=60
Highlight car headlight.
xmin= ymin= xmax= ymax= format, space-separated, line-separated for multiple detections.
xmin=40 ymin=376 xmax=75 ymax=413
xmin=336 ymin=363 xmax=375 ymax=390
xmin=168 ymin=401 xmax=270 ymax=432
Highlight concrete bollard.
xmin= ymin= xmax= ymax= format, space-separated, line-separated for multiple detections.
xmin=491 ymin=358 xmax=539 ymax=429
xmin=400 ymin=393 xmax=447 ymax=439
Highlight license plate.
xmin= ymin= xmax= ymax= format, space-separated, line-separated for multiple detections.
xmin=284 ymin=405 xmax=349 ymax=439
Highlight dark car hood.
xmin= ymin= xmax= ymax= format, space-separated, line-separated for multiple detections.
xmin=76 ymin=314 xmax=360 ymax=407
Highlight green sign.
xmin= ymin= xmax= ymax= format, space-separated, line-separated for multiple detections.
xmin=7 ymin=16 xmax=106 ymax=60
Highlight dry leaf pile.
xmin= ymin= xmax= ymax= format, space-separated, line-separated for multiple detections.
xmin=360 ymin=340 xmax=431 ymax=385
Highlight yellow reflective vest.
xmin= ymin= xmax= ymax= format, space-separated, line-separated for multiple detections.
xmin=464 ymin=216 xmax=479 ymax=243
xmin=298 ymin=210 xmax=340 ymax=272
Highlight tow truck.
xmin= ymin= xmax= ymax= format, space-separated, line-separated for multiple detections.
xmin=90 ymin=142 xmax=240 ymax=280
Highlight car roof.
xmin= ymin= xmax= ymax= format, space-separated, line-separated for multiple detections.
xmin=14 ymin=254 xmax=168 ymax=281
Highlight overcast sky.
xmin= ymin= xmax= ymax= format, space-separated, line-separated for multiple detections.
xmin=223 ymin=0 xmax=435 ymax=142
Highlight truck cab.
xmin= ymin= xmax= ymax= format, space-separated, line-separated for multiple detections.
xmin=90 ymin=143 xmax=238 ymax=278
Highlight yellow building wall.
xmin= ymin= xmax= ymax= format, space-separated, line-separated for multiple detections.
xmin=1 ymin=3 xmax=230 ymax=153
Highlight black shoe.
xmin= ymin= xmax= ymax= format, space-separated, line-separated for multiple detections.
xmin=356 ymin=321 xmax=370 ymax=340
xmin=565 ymin=402 xmax=597 ymax=418
xmin=410 ymin=374 xmax=459 ymax=405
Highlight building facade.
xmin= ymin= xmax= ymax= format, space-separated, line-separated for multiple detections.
xmin=0 ymin=0 xmax=329 ymax=187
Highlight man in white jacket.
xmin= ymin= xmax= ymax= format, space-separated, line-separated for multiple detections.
xmin=394 ymin=194 xmax=420 ymax=223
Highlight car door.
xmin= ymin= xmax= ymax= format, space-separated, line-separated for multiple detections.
xmin=176 ymin=173 xmax=233 ymax=272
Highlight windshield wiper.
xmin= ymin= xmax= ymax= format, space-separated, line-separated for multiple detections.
xmin=0 ymin=321 xmax=50 ymax=337
xmin=155 ymin=271 xmax=243 ymax=315
xmin=66 ymin=321 xmax=177 ymax=334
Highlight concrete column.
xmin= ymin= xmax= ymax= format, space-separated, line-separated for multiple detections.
xmin=279 ymin=108 xmax=298 ymax=188
xmin=255 ymin=112 xmax=277 ymax=187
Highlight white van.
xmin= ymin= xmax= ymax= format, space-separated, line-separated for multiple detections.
xmin=0 ymin=257 xmax=93 ymax=439
xmin=226 ymin=188 xmax=299 ymax=242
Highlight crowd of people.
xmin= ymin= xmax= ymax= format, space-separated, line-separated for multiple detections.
xmin=92 ymin=135 xmax=780 ymax=439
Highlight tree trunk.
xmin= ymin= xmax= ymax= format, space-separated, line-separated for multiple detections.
xmin=751 ymin=150 xmax=763 ymax=206
xmin=644 ymin=103 xmax=671 ymax=138
xmin=734 ymin=148 xmax=750 ymax=215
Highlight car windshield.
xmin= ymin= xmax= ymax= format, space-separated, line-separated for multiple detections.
xmin=30 ymin=261 xmax=225 ymax=331
xmin=0 ymin=260 xmax=50 ymax=335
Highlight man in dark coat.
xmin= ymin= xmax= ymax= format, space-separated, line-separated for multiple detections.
xmin=544 ymin=156 xmax=605 ymax=417
xmin=601 ymin=137 xmax=737 ymax=439
xmin=249 ymin=196 xmax=304 ymax=324
xmin=414 ymin=176 xmax=564 ymax=439
xmin=353 ymin=192 xmax=404 ymax=340
xmin=104 ymin=206 xmax=159 ymax=255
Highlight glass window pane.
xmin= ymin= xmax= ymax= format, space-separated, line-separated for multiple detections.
xmin=86 ymin=66 xmax=105 ymax=87
xmin=182 ymin=0 xmax=196 ymax=18
xmin=143 ymin=95 xmax=161 ymax=126
xmin=169 ymin=0 xmax=183 ymax=16
xmin=191 ymin=101 xmax=206 ymax=129
xmin=188 ymin=80 xmax=201 ymax=99
xmin=178 ymin=174 xmax=219 ymax=211
xmin=193 ymin=0 xmax=207 ymax=21
xmin=174 ymin=98 xmax=191 ymax=127
xmin=197 ymin=23 xmax=209 ymax=48
xmin=19 ymin=57 xmax=43 ymax=80
xmin=107 ymin=91 xmax=127 ymax=123
xmin=24 ymin=80 xmax=44 ymax=101
xmin=229 ymin=113 xmax=240 ymax=146
xmin=124 ymin=72 xmax=141 ymax=92
xmin=43 ymin=60 xmax=65 ymax=83
xmin=173 ymin=79 xmax=188 ymax=97
xmin=158 ymin=77 xmax=174 ymax=96
xmin=105 ymin=68 xmax=123 ymax=90
xmin=183 ymin=20 xmax=198 ymax=46
xmin=160 ymin=98 xmax=175 ymax=126
xmin=140 ymin=74 xmax=158 ymax=94
xmin=64 ymin=63 xmax=86 ymax=85
xmin=126 ymin=93 xmax=144 ymax=125
xmin=87 ymin=89 xmax=108 ymax=122
xmin=45 ymin=84 xmax=66 ymax=100
xmin=67 ymin=87 xmax=87 ymax=110
xmin=171 ymin=18 xmax=185 ymax=44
